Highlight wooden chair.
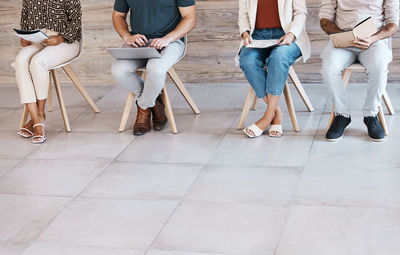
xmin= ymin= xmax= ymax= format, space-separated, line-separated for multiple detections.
xmin=118 ymin=37 xmax=200 ymax=134
xmin=19 ymin=27 xmax=100 ymax=132
xmin=238 ymin=66 xmax=314 ymax=131
xmin=326 ymin=63 xmax=395 ymax=135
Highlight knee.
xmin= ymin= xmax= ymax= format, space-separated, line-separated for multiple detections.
xmin=111 ymin=61 xmax=133 ymax=79
xmin=14 ymin=53 xmax=30 ymax=70
xmin=239 ymin=55 xmax=258 ymax=71
xmin=29 ymin=55 xmax=46 ymax=73
xmin=364 ymin=60 xmax=388 ymax=75
xmin=145 ymin=63 xmax=168 ymax=77
xmin=321 ymin=59 xmax=343 ymax=78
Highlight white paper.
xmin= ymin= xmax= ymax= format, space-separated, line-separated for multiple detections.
xmin=246 ymin=39 xmax=279 ymax=49
xmin=14 ymin=30 xmax=49 ymax=43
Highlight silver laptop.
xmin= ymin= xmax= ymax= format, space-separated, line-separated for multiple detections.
xmin=107 ymin=43 xmax=162 ymax=59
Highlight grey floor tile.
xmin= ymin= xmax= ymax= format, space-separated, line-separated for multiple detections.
xmin=209 ymin=134 xmax=314 ymax=167
xmin=28 ymin=132 xmax=134 ymax=160
xmin=146 ymin=251 xmax=226 ymax=255
xmin=0 ymin=108 xmax=16 ymax=121
xmin=0 ymin=194 xmax=71 ymax=242
xmin=0 ymin=159 xmax=20 ymax=179
xmin=117 ymin=133 xmax=224 ymax=164
xmin=22 ymin=242 xmax=144 ymax=255
xmin=158 ymin=111 xmax=239 ymax=135
xmin=81 ymin=162 xmax=202 ymax=200
xmin=170 ymin=83 xmax=248 ymax=111
xmin=294 ymin=166 xmax=400 ymax=207
xmin=307 ymin=135 xmax=400 ymax=169
xmin=38 ymin=198 xmax=178 ymax=249
xmin=0 ymin=132 xmax=40 ymax=159
xmin=0 ymin=159 xmax=108 ymax=197
xmin=0 ymin=241 xmax=30 ymax=255
xmin=152 ymin=201 xmax=289 ymax=255
xmin=71 ymin=108 xmax=134 ymax=133
xmin=276 ymin=205 xmax=400 ymax=255
xmin=185 ymin=165 xmax=301 ymax=206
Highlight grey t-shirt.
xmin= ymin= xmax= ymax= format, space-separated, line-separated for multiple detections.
xmin=114 ymin=0 xmax=195 ymax=39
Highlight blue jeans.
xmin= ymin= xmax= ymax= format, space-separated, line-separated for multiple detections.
xmin=239 ymin=28 xmax=301 ymax=97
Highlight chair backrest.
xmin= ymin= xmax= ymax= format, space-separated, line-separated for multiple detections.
xmin=177 ymin=35 xmax=188 ymax=62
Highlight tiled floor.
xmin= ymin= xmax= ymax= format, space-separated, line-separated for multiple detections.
xmin=1 ymin=82 xmax=400 ymax=255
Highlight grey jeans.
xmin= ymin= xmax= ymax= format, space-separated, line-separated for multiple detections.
xmin=111 ymin=39 xmax=185 ymax=109
xmin=321 ymin=39 xmax=392 ymax=117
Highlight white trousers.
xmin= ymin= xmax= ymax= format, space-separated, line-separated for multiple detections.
xmin=321 ymin=39 xmax=392 ymax=117
xmin=111 ymin=40 xmax=185 ymax=109
xmin=14 ymin=30 xmax=79 ymax=104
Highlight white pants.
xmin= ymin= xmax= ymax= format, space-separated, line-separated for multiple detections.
xmin=14 ymin=30 xmax=79 ymax=104
xmin=111 ymin=40 xmax=185 ymax=109
xmin=321 ymin=39 xmax=392 ymax=117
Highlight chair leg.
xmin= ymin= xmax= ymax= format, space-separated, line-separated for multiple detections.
xmin=238 ymin=86 xmax=256 ymax=129
xmin=327 ymin=105 xmax=335 ymax=131
xmin=62 ymin=64 xmax=100 ymax=113
xmin=47 ymin=73 xmax=53 ymax=112
xmin=327 ymin=68 xmax=353 ymax=130
xmin=52 ymin=69 xmax=71 ymax=132
xmin=283 ymin=82 xmax=299 ymax=132
xmin=288 ymin=66 xmax=314 ymax=112
xmin=162 ymin=85 xmax=178 ymax=134
xmin=19 ymin=104 xmax=29 ymax=130
xmin=168 ymin=67 xmax=200 ymax=114
xmin=251 ymin=95 xmax=258 ymax=110
xmin=382 ymin=89 xmax=395 ymax=115
xmin=118 ymin=92 xmax=135 ymax=132
xmin=378 ymin=105 xmax=388 ymax=135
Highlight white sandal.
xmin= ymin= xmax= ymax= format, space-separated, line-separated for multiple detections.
xmin=243 ymin=123 xmax=264 ymax=138
xmin=17 ymin=128 xmax=33 ymax=138
xmin=268 ymin=124 xmax=283 ymax=138
xmin=32 ymin=123 xmax=47 ymax=144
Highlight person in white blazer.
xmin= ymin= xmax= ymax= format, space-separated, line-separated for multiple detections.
xmin=238 ymin=0 xmax=311 ymax=138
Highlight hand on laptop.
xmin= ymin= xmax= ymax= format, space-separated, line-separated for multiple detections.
xmin=149 ymin=37 xmax=172 ymax=50
xmin=123 ymin=34 xmax=148 ymax=47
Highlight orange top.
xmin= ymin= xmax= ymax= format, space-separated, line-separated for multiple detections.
xmin=255 ymin=0 xmax=282 ymax=29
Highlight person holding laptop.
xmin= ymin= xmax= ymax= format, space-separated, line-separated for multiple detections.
xmin=320 ymin=0 xmax=399 ymax=142
xmin=15 ymin=0 xmax=82 ymax=144
xmin=111 ymin=0 xmax=197 ymax=135
xmin=238 ymin=0 xmax=311 ymax=138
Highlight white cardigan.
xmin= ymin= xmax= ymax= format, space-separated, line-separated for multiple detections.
xmin=237 ymin=0 xmax=312 ymax=63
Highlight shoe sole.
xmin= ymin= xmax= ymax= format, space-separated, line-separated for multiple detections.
xmin=325 ymin=134 xmax=344 ymax=142
xmin=368 ymin=137 xmax=385 ymax=142
xmin=363 ymin=123 xmax=385 ymax=142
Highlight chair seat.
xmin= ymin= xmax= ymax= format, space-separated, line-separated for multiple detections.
xmin=347 ymin=63 xmax=365 ymax=70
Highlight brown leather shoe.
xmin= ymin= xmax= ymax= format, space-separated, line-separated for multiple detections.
xmin=133 ymin=102 xmax=151 ymax=136
xmin=151 ymin=94 xmax=168 ymax=131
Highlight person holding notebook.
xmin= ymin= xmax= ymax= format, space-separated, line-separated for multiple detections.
xmin=238 ymin=0 xmax=311 ymax=138
xmin=15 ymin=0 xmax=82 ymax=144
xmin=320 ymin=0 xmax=399 ymax=142
xmin=111 ymin=0 xmax=196 ymax=136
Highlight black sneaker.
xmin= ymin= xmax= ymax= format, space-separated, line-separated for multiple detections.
xmin=325 ymin=115 xmax=351 ymax=142
xmin=364 ymin=116 xmax=385 ymax=142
